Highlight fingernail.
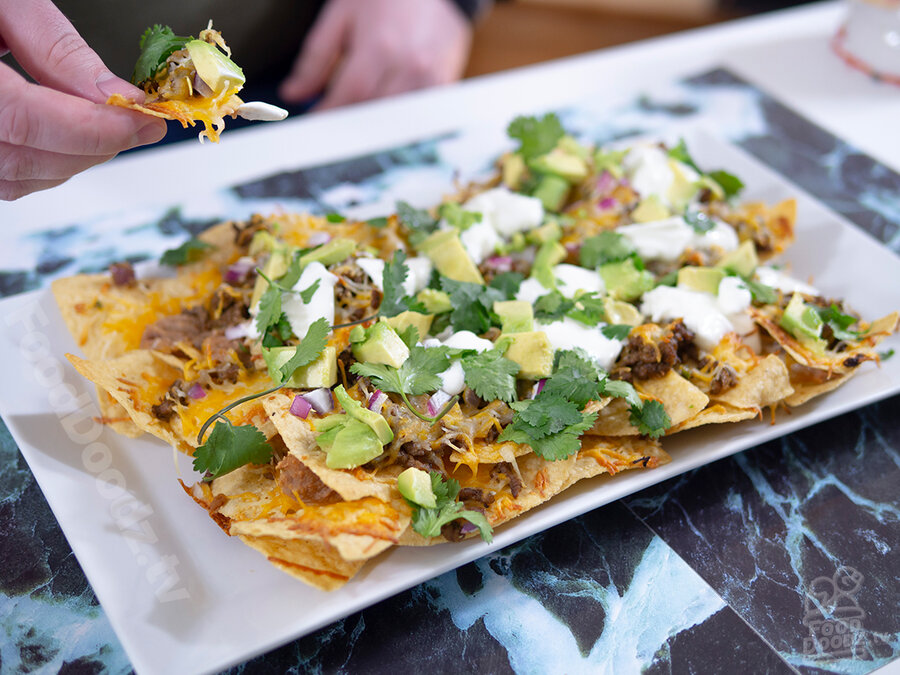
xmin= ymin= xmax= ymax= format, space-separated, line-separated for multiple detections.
xmin=135 ymin=121 xmax=166 ymax=146
xmin=97 ymin=72 xmax=139 ymax=100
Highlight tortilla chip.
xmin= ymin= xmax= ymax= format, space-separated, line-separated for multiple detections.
xmin=784 ymin=368 xmax=861 ymax=407
xmin=712 ymin=354 xmax=793 ymax=410
xmin=670 ymin=404 xmax=759 ymax=432
xmin=107 ymin=93 xmax=243 ymax=143
xmin=589 ymin=371 xmax=709 ymax=436
xmin=238 ymin=535 xmax=364 ymax=591
xmin=96 ymin=386 xmax=143 ymax=437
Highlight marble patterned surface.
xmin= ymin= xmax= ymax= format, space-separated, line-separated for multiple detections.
xmin=1 ymin=68 xmax=898 ymax=674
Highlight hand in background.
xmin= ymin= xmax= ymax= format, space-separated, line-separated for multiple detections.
xmin=0 ymin=0 xmax=166 ymax=201
xmin=279 ymin=0 xmax=472 ymax=111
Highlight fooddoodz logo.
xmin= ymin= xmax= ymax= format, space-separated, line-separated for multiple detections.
xmin=802 ymin=565 xmax=868 ymax=660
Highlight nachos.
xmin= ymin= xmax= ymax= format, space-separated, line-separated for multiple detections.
xmin=54 ymin=115 xmax=897 ymax=590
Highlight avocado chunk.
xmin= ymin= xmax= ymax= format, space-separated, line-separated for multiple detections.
xmin=350 ymin=321 xmax=410 ymax=368
xmin=418 ymin=229 xmax=484 ymax=285
xmin=532 ymin=174 xmax=570 ymax=212
xmin=631 ymin=195 xmax=671 ymax=223
xmin=531 ymin=239 xmax=566 ymax=289
xmin=502 ymin=153 xmax=527 ymax=190
xmin=185 ymin=39 xmax=245 ymax=95
xmin=716 ymin=240 xmax=758 ymax=278
xmin=558 ymin=135 xmax=590 ymax=160
xmin=299 ymin=238 xmax=356 ymax=269
xmin=677 ymin=266 xmax=726 ymax=295
xmin=599 ymin=258 xmax=655 ymax=302
xmin=250 ymin=246 xmax=295 ymax=308
xmin=498 ymin=331 xmax=554 ymax=379
xmin=603 ymin=298 xmax=644 ymax=326
xmin=249 ymin=230 xmax=279 ymax=256
xmin=526 ymin=221 xmax=562 ymax=245
xmin=695 ymin=174 xmax=726 ymax=201
xmin=262 ymin=345 xmax=338 ymax=388
xmin=666 ymin=159 xmax=701 ymax=211
xmin=494 ymin=300 xmax=534 ymax=333
xmin=593 ymin=149 xmax=626 ymax=179
xmin=385 ymin=311 xmax=434 ymax=340
xmin=315 ymin=416 xmax=384 ymax=469
xmin=529 ymin=148 xmax=588 ymax=183
xmin=417 ymin=288 xmax=452 ymax=314
xmin=333 ymin=384 xmax=394 ymax=445
xmin=780 ymin=293 xmax=827 ymax=355
xmin=396 ymin=467 xmax=437 ymax=507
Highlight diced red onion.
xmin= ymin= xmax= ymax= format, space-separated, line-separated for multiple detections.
xmin=289 ymin=394 xmax=312 ymax=419
xmin=188 ymin=383 xmax=206 ymax=400
xmin=459 ymin=521 xmax=478 ymax=534
xmin=485 ymin=255 xmax=513 ymax=272
xmin=598 ymin=197 xmax=618 ymax=210
xmin=109 ymin=262 xmax=135 ymax=286
xmin=565 ymin=242 xmax=581 ymax=255
xmin=596 ymin=170 xmax=616 ymax=195
xmin=303 ymin=388 xmax=334 ymax=414
xmin=427 ymin=390 xmax=452 ymax=417
xmin=530 ymin=379 xmax=547 ymax=399
xmin=225 ymin=257 xmax=256 ymax=284
xmin=367 ymin=389 xmax=388 ymax=411
xmin=307 ymin=232 xmax=332 ymax=246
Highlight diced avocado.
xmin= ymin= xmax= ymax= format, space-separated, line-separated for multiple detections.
xmin=185 ymin=40 xmax=245 ymax=95
xmin=385 ymin=311 xmax=434 ymax=339
xmin=262 ymin=345 xmax=338 ymax=388
xmin=350 ymin=321 xmax=410 ymax=368
xmin=603 ymin=298 xmax=644 ymax=326
xmin=417 ymin=288 xmax=452 ymax=314
xmin=599 ymin=258 xmax=655 ymax=302
xmin=531 ymin=240 xmax=566 ymax=289
xmin=318 ymin=417 xmax=384 ymax=470
xmin=677 ymin=266 xmax=725 ymax=295
xmin=418 ymin=229 xmax=484 ymax=285
xmin=558 ymin=135 xmax=590 ymax=160
xmin=532 ymin=174 xmax=570 ymax=212
xmin=716 ymin=240 xmax=758 ymax=278
xmin=494 ymin=300 xmax=534 ymax=333
xmin=312 ymin=414 xmax=348 ymax=434
xmin=667 ymin=159 xmax=701 ymax=211
xmin=631 ymin=195 xmax=670 ymax=223
xmin=250 ymin=246 xmax=294 ymax=308
xmin=529 ymin=148 xmax=589 ymax=183
xmin=593 ymin=149 xmax=626 ymax=179
xmin=498 ymin=331 xmax=554 ymax=379
xmin=502 ymin=153 xmax=527 ymax=190
xmin=396 ymin=467 xmax=436 ymax=508
xmin=333 ymin=384 xmax=393 ymax=445
xmin=526 ymin=221 xmax=562 ymax=245
xmin=299 ymin=238 xmax=356 ymax=268
xmin=780 ymin=293 xmax=827 ymax=355
xmin=249 ymin=230 xmax=279 ymax=256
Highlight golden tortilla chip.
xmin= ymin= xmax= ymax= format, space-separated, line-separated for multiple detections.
xmin=238 ymin=535 xmax=365 ymax=591
xmin=670 ymin=404 xmax=759 ymax=432
xmin=711 ymin=354 xmax=793 ymax=410
xmin=107 ymin=92 xmax=243 ymax=143
xmin=784 ymin=368 xmax=860 ymax=407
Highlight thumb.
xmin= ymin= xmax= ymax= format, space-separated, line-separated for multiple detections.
xmin=0 ymin=0 xmax=143 ymax=104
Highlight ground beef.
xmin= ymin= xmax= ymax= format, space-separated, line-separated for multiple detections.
xmin=232 ymin=214 xmax=268 ymax=248
xmin=395 ymin=440 xmax=446 ymax=476
xmin=709 ymin=365 xmax=738 ymax=396
xmin=440 ymin=504 xmax=488 ymax=542
xmin=150 ymin=379 xmax=189 ymax=421
xmin=151 ymin=398 xmax=176 ymax=421
xmin=491 ymin=461 xmax=522 ymax=498
xmin=109 ymin=262 xmax=135 ymax=286
xmin=458 ymin=487 xmax=494 ymax=508
xmin=141 ymin=307 xmax=208 ymax=353
xmin=615 ymin=320 xmax=697 ymax=380
xmin=207 ymin=362 xmax=240 ymax=385
xmin=276 ymin=454 xmax=341 ymax=505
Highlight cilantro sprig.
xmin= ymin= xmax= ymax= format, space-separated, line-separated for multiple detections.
xmin=397 ymin=201 xmax=439 ymax=246
xmin=408 ymin=472 xmax=493 ymax=542
xmin=462 ymin=350 xmax=520 ymax=403
xmin=507 ymin=113 xmax=565 ymax=160
xmin=441 ymin=277 xmax=505 ymax=334
xmin=192 ymin=422 xmax=271 ymax=480
xmin=131 ymin=24 xmax=190 ymax=84
xmin=817 ymin=304 xmax=866 ymax=342
xmin=160 ymin=238 xmax=213 ymax=266
xmin=380 ymin=251 xmax=428 ymax=317
xmin=669 ymin=138 xmax=745 ymax=199
xmin=580 ymin=232 xmax=635 ymax=269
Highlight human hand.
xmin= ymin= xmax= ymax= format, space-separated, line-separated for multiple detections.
xmin=0 ymin=0 xmax=167 ymax=201
xmin=279 ymin=0 xmax=472 ymax=111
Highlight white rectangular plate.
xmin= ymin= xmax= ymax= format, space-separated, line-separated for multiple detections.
xmin=1 ymin=131 xmax=898 ymax=675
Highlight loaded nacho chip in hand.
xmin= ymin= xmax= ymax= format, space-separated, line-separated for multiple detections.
xmin=107 ymin=22 xmax=287 ymax=143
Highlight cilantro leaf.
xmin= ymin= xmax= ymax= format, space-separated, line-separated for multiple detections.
xmin=366 ymin=216 xmax=389 ymax=228
xmin=567 ymin=291 xmax=606 ymax=326
xmin=255 ymin=284 xmax=283 ymax=337
xmin=326 ymin=213 xmax=346 ymax=223
xmin=298 ymin=278 xmax=321 ymax=304
xmin=192 ymin=422 xmax=271 ymax=479
xmin=489 ymin=272 xmax=524 ymax=299
xmin=132 ymin=24 xmax=190 ymax=84
xmin=278 ymin=317 xmax=330 ymax=382
xmin=528 ymin=412 xmax=598 ymax=460
xmin=507 ymin=113 xmax=565 ymax=160
xmin=880 ymin=348 xmax=895 ymax=361
xmin=668 ymin=138 xmax=701 ymax=173
xmin=543 ymin=349 xmax=604 ymax=408
xmin=534 ymin=291 xmax=574 ymax=323
xmin=261 ymin=313 xmax=292 ymax=348
xmin=380 ymin=251 xmax=428 ymax=317
xmin=441 ymin=277 xmax=504 ymax=334
xmin=708 ymin=170 xmax=745 ymax=198
xmin=684 ymin=209 xmax=714 ymax=234
xmin=462 ymin=350 xmax=520 ymax=402
xmin=629 ymin=399 xmax=670 ymax=439
xmin=601 ymin=324 xmax=632 ymax=340
xmin=510 ymin=395 xmax=584 ymax=436
xmin=397 ymin=201 xmax=438 ymax=245
xmin=160 ymin=238 xmax=213 ymax=266
xmin=439 ymin=203 xmax=482 ymax=231
xmin=580 ymin=232 xmax=635 ymax=268
xmin=739 ymin=275 xmax=777 ymax=305
xmin=817 ymin=304 xmax=865 ymax=342
xmin=409 ymin=472 xmax=493 ymax=542
xmin=396 ymin=325 xmax=420 ymax=350
xmin=351 ymin=345 xmax=452 ymax=397
xmin=600 ymin=379 xmax=642 ymax=409
xmin=278 ymin=252 xmax=304 ymax=289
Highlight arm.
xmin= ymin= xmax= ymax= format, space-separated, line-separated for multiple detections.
xmin=279 ymin=0 xmax=489 ymax=111
xmin=0 ymin=0 xmax=166 ymax=201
